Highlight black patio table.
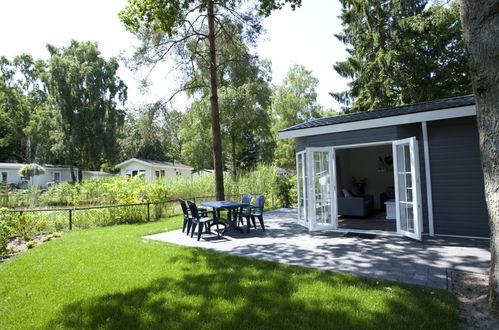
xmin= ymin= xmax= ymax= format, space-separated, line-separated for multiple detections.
xmin=200 ymin=201 xmax=250 ymax=235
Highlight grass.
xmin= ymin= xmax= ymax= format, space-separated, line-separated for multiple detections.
xmin=0 ymin=216 xmax=458 ymax=329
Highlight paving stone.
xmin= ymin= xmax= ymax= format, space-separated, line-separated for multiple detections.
xmin=146 ymin=208 xmax=490 ymax=289
xmin=413 ymin=273 xmax=427 ymax=281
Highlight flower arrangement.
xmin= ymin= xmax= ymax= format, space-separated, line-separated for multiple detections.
xmin=352 ymin=177 xmax=367 ymax=195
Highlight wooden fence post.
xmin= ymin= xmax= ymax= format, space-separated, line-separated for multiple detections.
xmin=147 ymin=203 xmax=150 ymax=221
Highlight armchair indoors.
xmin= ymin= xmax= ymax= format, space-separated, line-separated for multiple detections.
xmin=337 ymin=190 xmax=373 ymax=217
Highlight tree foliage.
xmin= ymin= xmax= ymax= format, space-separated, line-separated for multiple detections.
xmin=332 ymin=0 xmax=472 ymax=112
xmin=19 ymin=163 xmax=45 ymax=180
xmin=119 ymin=103 xmax=183 ymax=162
xmin=119 ymin=0 xmax=301 ymax=199
xmin=272 ymin=65 xmax=324 ymax=169
xmin=177 ymin=27 xmax=274 ymax=174
xmin=45 ymin=40 xmax=127 ymax=178
xmin=0 ymin=55 xmax=49 ymax=163
xmin=180 ymin=98 xmax=214 ymax=170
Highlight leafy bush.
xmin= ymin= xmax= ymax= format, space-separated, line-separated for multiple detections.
xmin=0 ymin=208 xmax=12 ymax=257
xmin=39 ymin=182 xmax=76 ymax=206
xmin=26 ymin=240 xmax=37 ymax=249
xmin=272 ymin=172 xmax=293 ymax=208
xmin=9 ymin=212 xmax=47 ymax=240
xmin=5 ymin=165 xmax=297 ymax=232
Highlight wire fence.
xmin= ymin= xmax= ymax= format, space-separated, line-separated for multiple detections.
xmin=4 ymin=193 xmax=274 ymax=231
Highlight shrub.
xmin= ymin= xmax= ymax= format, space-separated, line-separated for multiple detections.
xmin=39 ymin=182 xmax=76 ymax=206
xmin=0 ymin=208 xmax=12 ymax=257
xmin=5 ymin=165 xmax=297 ymax=232
xmin=26 ymin=240 xmax=37 ymax=249
xmin=9 ymin=212 xmax=47 ymax=240
xmin=288 ymin=176 xmax=298 ymax=205
xmin=41 ymin=234 xmax=53 ymax=242
xmin=272 ymin=172 xmax=293 ymax=208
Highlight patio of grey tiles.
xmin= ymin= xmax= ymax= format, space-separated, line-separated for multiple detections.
xmin=145 ymin=208 xmax=490 ymax=289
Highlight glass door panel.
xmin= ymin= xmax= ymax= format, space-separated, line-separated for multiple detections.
xmin=308 ymin=148 xmax=337 ymax=231
xmin=296 ymin=148 xmax=337 ymax=231
xmin=313 ymin=151 xmax=331 ymax=225
xmin=393 ymin=138 xmax=422 ymax=240
xmin=296 ymin=151 xmax=308 ymax=227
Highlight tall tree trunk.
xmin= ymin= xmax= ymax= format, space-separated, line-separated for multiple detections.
xmin=77 ymin=167 xmax=83 ymax=183
xmin=78 ymin=150 xmax=84 ymax=183
xmin=231 ymin=133 xmax=237 ymax=177
xmin=459 ymin=0 xmax=499 ymax=316
xmin=207 ymin=0 xmax=225 ymax=200
xmin=70 ymin=164 xmax=76 ymax=183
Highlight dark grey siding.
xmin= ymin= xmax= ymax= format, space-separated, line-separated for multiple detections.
xmin=307 ymin=126 xmax=398 ymax=147
xmin=295 ymin=137 xmax=308 ymax=152
xmin=428 ymin=117 xmax=489 ymax=237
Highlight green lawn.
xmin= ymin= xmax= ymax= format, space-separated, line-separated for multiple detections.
xmin=0 ymin=216 xmax=458 ymax=329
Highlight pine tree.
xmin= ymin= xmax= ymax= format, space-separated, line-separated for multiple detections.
xmin=332 ymin=0 xmax=471 ymax=112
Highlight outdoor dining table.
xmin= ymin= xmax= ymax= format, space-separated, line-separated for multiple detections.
xmin=200 ymin=201 xmax=250 ymax=235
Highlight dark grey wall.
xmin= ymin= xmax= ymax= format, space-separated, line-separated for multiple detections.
xmin=295 ymin=137 xmax=308 ymax=153
xmin=428 ymin=117 xmax=489 ymax=237
xmin=302 ymin=126 xmax=398 ymax=149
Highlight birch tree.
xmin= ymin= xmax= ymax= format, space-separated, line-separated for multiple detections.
xmin=45 ymin=41 xmax=127 ymax=181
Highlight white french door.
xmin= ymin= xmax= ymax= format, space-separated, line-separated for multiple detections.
xmin=296 ymin=138 xmax=422 ymax=239
xmin=392 ymin=137 xmax=423 ymax=240
xmin=296 ymin=151 xmax=308 ymax=227
xmin=296 ymin=148 xmax=337 ymax=231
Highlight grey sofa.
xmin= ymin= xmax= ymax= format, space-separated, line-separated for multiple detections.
xmin=337 ymin=194 xmax=374 ymax=217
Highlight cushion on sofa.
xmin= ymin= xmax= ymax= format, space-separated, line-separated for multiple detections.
xmin=342 ymin=189 xmax=353 ymax=198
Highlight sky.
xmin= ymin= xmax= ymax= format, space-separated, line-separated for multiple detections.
xmin=0 ymin=0 xmax=350 ymax=111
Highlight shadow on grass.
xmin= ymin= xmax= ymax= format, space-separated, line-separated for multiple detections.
xmin=45 ymin=248 xmax=457 ymax=330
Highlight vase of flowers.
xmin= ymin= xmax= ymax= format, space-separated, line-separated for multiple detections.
xmin=352 ymin=177 xmax=367 ymax=195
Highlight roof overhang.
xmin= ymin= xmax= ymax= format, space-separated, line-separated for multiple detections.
xmin=278 ymin=105 xmax=476 ymax=139
xmin=115 ymin=158 xmax=148 ymax=168
xmin=115 ymin=158 xmax=193 ymax=170
xmin=0 ymin=163 xmax=24 ymax=169
xmin=0 ymin=163 xmax=72 ymax=170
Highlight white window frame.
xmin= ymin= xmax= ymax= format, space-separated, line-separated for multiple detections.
xmin=392 ymin=137 xmax=423 ymax=240
xmin=297 ymin=147 xmax=337 ymax=231
xmin=307 ymin=147 xmax=337 ymax=231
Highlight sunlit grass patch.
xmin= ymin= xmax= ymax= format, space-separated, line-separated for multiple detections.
xmin=0 ymin=215 xmax=457 ymax=329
